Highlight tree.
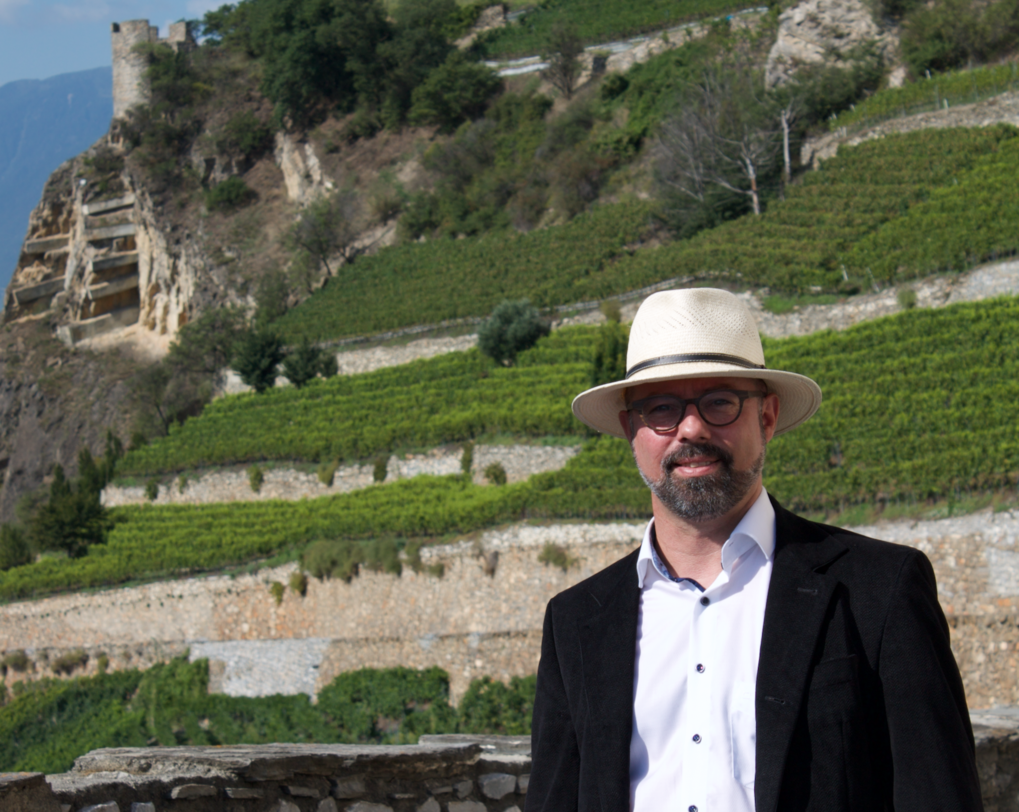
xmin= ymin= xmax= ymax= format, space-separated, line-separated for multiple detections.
xmin=478 ymin=300 xmax=550 ymax=365
xmin=656 ymin=66 xmax=782 ymax=231
xmin=542 ymin=22 xmax=584 ymax=100
xmin=590 ymin=320 xmax=628 ymax=388
xmin=168 ymin=306 xmax=247 ymax=378
xmin=233 ymin=328 xmax=287 ymax=393
xmin=409 ymin=51 xmax=502 ymax=133
xmin=31 ymin=464 xmax=111 ymax=559
xmin=287 ymin=192 xmax=359 ymax=293
xmin=281 ymin=337 xmax=336 ymax=388
xmin=0 ymin=524 xmax=32 ymax=571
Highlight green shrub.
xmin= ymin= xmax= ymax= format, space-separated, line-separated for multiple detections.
xmin=205 ymin=176 xmax=256 ymax=212
xmin=216 ymin=110 xmax=272 ymax=158
xmin=599 ymin=299 xmax=622 ymax=323
xmin=409 ymin=51 xmax=502 ymax=133
xmin=144 ymin=479 xmax=159 ymax=501
xmin=484 ymin=462 xmax=507 ymax=486
xmin=460 ymin=441 xmax=474 ymax=475
xmin=457 ymin=674 xmax=536 ymax=735
xmin=52 ymin=650 xmax=88 ymax=676
xmin=289 ymin=571 xmax=308 ymax=597
xmin=97 ymin=654 xmax=109 ymax=674
xmin=317 ymin=458 xmax=338 ymax=487
xmin=538 ymin=542 xmax=578 ymax=572
xmin=269 ymin=581 xmax=285 ymax=605
xmin=233 ymin=328 xmax=286 ymax=394
xmin=0 ymin=525 xmax=32 ymax=571
xmin=478 ymin=300 xmax=550 ymax=366
xmin=302 ymin=539 xmax=360 ymax=582
xmin=897 ymin=287 xmax=918 ymax=310
xmin=1 ymin=650 xmax=30 ymax=674
xmin=373 ymin=456 xmax=389 ymax=483
xmin=282 ymin=337 xmax=334 ymax=389
xmin=589 ymin=319 xmax=628 ymax=388
xmin=248 ymin=465 xmax=264 ymax=493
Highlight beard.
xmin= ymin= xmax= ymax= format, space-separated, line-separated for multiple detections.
xmin=636 ymin=440 xmax=765 ymax=523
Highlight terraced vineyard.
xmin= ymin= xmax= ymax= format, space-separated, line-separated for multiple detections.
xmin=6 ymin=296 xmax=1016 ymax=601
xmin=277 ymin=126 xmax=1019 ymax=343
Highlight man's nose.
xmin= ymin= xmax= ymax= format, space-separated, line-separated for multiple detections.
xmin=675 ymin=402 xmax=710 ymax=440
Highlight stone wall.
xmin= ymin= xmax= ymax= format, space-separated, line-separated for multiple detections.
xmin=5 ymin=723 xmax=1019 ymax=812
xmin=7 ymin=512 xmax=1019 ymax=707
xmin=101 ymin=445 xmax=579 ymax=508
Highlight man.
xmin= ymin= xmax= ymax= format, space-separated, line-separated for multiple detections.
xmin=525 ymin=288 xmax=982 ymax=811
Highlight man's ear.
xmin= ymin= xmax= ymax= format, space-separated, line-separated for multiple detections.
xmin=762 ymin=393 xmax=780 ymax=442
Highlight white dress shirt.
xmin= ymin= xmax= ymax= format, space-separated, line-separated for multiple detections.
xmin=630 ymin=488 xmax=776 ymax=812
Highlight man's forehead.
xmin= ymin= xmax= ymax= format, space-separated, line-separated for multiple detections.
xmin=626 ymin=376 xmax=762 ymax=400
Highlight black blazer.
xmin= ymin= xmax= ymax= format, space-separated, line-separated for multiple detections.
xmin=525 ymin=498 xmax=983 ymax=812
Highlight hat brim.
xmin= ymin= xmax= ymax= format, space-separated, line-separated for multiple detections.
xmin=572 ymin=361 xmax=822 ymax=438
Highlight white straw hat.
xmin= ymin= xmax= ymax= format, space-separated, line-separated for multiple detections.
xmin=572 ymin=288 xmax=822 ymax=437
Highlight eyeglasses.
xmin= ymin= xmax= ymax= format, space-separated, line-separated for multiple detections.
xmin=627 ymin=390 xmax=765 ymax=432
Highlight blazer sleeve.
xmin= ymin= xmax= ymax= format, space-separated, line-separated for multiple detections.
xmin=525 ymin=599 xmax=581 ymax=812
xmin=880 ymin=550 xmax=983 ymax=811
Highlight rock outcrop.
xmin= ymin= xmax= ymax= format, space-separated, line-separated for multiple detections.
xmin=765 ymin=0 xmax=897 ymax=87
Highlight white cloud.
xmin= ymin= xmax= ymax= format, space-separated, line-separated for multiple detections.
xmin=0 ymin=0 xmax=29 ymax=23
xmin=50 ymin=0 xmax=113 ymax=23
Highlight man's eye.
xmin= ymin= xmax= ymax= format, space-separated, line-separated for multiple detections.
xmin=648 ymin=402 xmax=679 ymax=414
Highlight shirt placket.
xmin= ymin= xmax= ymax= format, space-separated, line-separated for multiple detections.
xmin=683 ymin=571 xmax=725 ymax=812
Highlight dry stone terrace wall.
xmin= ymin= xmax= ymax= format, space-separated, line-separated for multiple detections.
xmin=7 ymin=724 xmax=1019 ymax=812
xmin=101 ymin=446 xmax=579 ymax=508
xmin=7 ymin=513 xmax=1019 ymax=706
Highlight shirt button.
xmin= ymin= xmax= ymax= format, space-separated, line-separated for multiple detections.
xmin=696 ymin=663 xmax=705 ymax=673
xmin=692 ymin=733 xmax=702 ymax=743
xmin=700 ymin=596 xmax=710 ymax=606
xmin=689 ymin=807 xmax=698 ymax=812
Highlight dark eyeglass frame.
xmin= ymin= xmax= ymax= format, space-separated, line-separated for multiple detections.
xmin=627 ymin=389 xmax=766 ymax=432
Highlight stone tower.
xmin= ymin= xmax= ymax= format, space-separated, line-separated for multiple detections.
xmin=111 ymin=19 xmax=159 ymax=119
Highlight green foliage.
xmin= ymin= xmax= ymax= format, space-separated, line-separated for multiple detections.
xmin=317 ymin=458 xmax=339 ymax=486
xmin=215 ymin=110 xmax=273 ymax=158
xmin=478 ymin=300 xmax=550 ymax=365
xmin=542 ymin=21 xmax=584 ymax=99
xmin=233 ymin=328 xmax=286 ymax=393
xmin=248 ymin=465 xmax=264 ymax=493
xmin=897 ymin=287 xmax=918 ymax=310
xmin=302 ymin=539 xmax=361 ymax=581
xmin=461 ymin=441 xmax=474 ymax=475
xmin=269 ymin=580 xmax=285 ymax=604
xmin=205 ymin=176 xmax=256 ymax=212
xmin=900 ymin=0 xmax=1019 ymax=76
xmin=282 ymin=337 xmax=335 ymax=388
xmin=31 ymin=464 xmax=112 ymax=559
xmin=456 ymin=675 xmax=536 ymax=735
xmin=599 ymin=299 xmax=621 ymax=323
xmin=373 ymin=456 xmax=389 ymax=483
xmin=287 ymin=193 xmax=357 ymax=291
xmin=0 ymin=525 xmax=32 ymax=571
xmin=484 ymin=462 xmax=507 ymax=486
xmin=289 ymin=570 xmax=308 ymax=596
xmin=316 ymin=666 xmax=457 ymax=743
xmin=145 ymin=478 xmax=160 ymax=502
xmin=472 ymin=0 xmax=747 ymax=59
xmin=832 ymin=63 xmax=1019 ymax=131
xmin=538 ymin=542 xmax=577 ymax=571
xmin=589 ymin=320 xmax=628 ymax=388
xmin=51 ymin=649 xmax=88 ymax=676
xmin=409 ymin=50 xmax=502 ymax=133
xmin=1 ymin=650 xmax=30 ymax=674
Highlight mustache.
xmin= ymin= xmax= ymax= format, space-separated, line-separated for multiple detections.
xmin=661 ymin=443 xmax=735 ymax=472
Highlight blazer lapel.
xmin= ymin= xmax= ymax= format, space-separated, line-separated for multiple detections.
xmin=755 ymin=500 xmax=848 ymax=812
xmin=578 ymin=550 xmax=641 ymax=811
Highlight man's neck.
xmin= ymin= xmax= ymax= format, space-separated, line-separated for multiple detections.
xmin=650 ymin=482 xmax=763 ymax=585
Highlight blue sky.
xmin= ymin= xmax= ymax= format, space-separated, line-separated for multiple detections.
xmin=0 ymin=0 xmax=223 ymax=87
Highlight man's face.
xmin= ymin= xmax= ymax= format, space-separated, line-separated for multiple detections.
xmin=618 ymin=376 xmax=780 ymax=523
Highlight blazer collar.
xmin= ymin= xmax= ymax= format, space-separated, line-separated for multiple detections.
xmin=754 ymin=497 xmax=849 ymax=812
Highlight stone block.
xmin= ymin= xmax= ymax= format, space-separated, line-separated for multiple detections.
xmin=87 ymin=273 xmax=138 ymax=301
xmin=318 ymin=800 xmax=339 ymax=812
xmin=286 ymin=784 xmax=321 ymax=797
xmin=83 ymin=195 xmax=136 ymax=216
xmin=447 ymin=803 xmax=486 ymax=812
xmin=168 ymin=784 xmax=216 ymax=799
xmin=11 ymin=277 xmax=63 ymax=305
xmin=278 ymin=802 xmax=301 ymax=812
xmin=517 ymin=774 xmax=529 ymax=794
xmin=80 ymin=804 xmax=119 ymax=812
xmin=130 ymin=804 xmax=155 ymax=812
xmin=24 ymin=235 xmax=69 ymax=254
xmin=226 ymin=787 xmax=264 ymax=798
xmin=344 ymin=804 xmax=393 ymax=812
xmin=90 ymin=252 xmax=139 ymax=273
xmin=478 ymin=773 xmax=516 ymax=799
xmin=85 ymin=223 xmax=136 ymax=242
xmin=417 ymin=799 xmax=440 ymax=812
xmin=332 ymin=776 xmax=366 ymax=798
xmin=503 ymin=807 xmax=522 ymax=812
xmin=455 ymin=779 xmax=473 ymax=798
xmin=0 ymin=772 xmax=62 ymax=812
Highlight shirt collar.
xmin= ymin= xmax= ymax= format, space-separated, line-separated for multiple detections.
xmin=636 ymin=487 xmax=776 ymax=589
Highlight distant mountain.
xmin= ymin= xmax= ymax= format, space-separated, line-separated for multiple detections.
xmin=0 ymin=67 xmax=112 ymax=308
